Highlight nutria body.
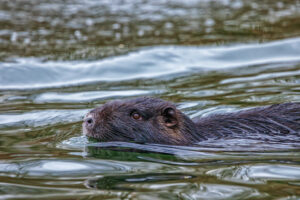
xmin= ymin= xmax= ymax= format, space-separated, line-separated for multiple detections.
xmin=83 ymin=97 xmax=300 ymax=145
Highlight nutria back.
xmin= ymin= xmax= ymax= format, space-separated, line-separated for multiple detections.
xmin=83 ymin=97 xmax=300 ymax=145
xmin=195 ymin=103 xmax=300 ymax=141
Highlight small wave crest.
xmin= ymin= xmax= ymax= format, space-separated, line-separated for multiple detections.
xmin=1 ymin=37 xmax=300 ymax=90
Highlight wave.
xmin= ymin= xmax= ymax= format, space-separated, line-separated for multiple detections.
xmin=1 ymin=37 xmax=300 ymax=90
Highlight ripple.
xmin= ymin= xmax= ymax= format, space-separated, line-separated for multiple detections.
xmin=1 ymin=37 xmax=300 ymax=90
xmin=0 ymin=158 xmax=186 ymax=179
xmin=0 ymin=159 xmax=130 ymax=178
xmin=207 ymin=164 xmax=300 ymax=184
xmin=0 ymin=109 xmax=87 ymax=128
xmin=59 ymin=136 xmax=88 ymax=149
xmin=86 ymin=173 xmax=264 ymax=199
xmin=0 ymin=182 xmax=121 ymax=199
xmin=221 ymin=70 xmax=300 ymax=84
xmin=35 ymin=90 xmax=152 ymax=103
xmin=179 ymin=184 xmax=263 ymax=200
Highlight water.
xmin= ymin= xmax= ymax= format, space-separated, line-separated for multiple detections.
xmin=1 ymin=0 xmax=300 ymax=199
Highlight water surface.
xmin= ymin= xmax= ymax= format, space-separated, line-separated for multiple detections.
xmin=0 ymin=0 xmax=300 ymax=199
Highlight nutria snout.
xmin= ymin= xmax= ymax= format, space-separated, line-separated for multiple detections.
xmin=83 ymin=97 xmax=300 ymax=145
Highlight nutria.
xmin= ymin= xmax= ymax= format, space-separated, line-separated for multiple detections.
xmin=83 ymin=97 xmax=300 ymax=145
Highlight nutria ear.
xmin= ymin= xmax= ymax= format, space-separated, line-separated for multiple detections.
xmin=162 ymin=107 xmax=178 ymax=128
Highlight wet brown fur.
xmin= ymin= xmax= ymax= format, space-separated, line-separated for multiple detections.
xmin=83 ymin=97 xmax=300 ymax=145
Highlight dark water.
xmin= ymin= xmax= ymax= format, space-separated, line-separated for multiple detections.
xmin=1 ymin=0 xmax=300 ymax=199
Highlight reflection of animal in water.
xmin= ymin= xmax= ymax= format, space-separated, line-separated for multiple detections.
xmin=83 ymin=97 xmax=300 ymax=145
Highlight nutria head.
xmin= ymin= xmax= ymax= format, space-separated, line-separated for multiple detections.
xmin=83 ymin=97 xmax=202 ymax=145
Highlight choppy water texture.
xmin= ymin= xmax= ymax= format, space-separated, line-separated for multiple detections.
xmin=1 ymin=0 xmax=300 ymax=199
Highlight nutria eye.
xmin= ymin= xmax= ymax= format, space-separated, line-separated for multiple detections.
xmin=131 ymin=112 xmax=142 ymax=120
